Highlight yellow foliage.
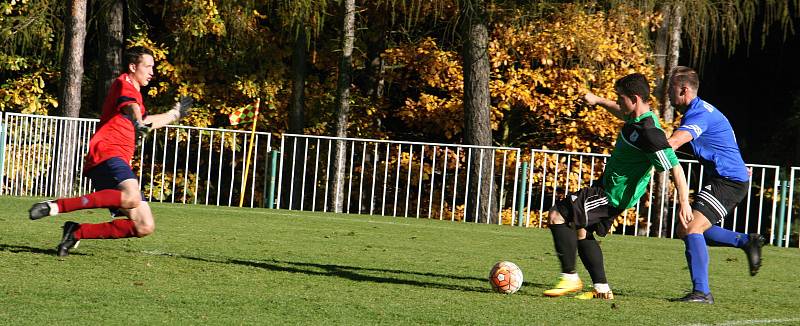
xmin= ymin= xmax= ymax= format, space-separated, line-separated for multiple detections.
xmin=0 ymin=69 xmax=57 ymax=114
xmin=383 ymin=5 xmax=662 ymax=154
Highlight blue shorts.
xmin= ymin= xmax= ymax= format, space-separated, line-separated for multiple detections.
xmin=86 ymin=157 xmax=138 ymax=191
xmin=86 ymin=158 xmax=145 ymax=210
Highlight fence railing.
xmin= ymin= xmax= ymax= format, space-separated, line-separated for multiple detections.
xmin=1 ymin=113 xmax=798 ymax=246
xmin=276 ymin=134 xmax=522 ymax=224
xmin=787 ymin=167 xmax=800 ymax=248
xmin=0 ymin=112 xmax=274 ymax=208
xmin=0 ymin=113 xmax=98 ymax=198
xmin=135 ymin=124 xmax=273 ymax=208
xmin=518 ymin=149 xmax=782 ymax=242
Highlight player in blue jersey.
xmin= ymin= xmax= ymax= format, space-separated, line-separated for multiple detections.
xmin=666 ymin=66 xmax=764 ymax=304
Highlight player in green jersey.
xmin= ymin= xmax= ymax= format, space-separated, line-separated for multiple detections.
xmin=543 ymin=73 xmax=693 ymax=299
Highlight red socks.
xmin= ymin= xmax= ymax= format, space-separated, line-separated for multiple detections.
xmin=56 ymin=189 xmax=122 ymax=213
xmin=55 ymin=190 xmax=139 ymax=240
xmin=74 ymin=219 xmax=137 ymax=240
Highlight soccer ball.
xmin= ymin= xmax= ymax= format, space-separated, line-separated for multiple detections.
xmin=488 ymin=261 xmax=523 ymax=294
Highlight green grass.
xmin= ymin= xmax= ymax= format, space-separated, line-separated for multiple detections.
xmin=1 ymin=196 xmax=799 ymax=325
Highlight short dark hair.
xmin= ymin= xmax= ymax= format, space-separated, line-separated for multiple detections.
xmin=670 ymin=66 xmax=700 ymax=90
xmin=614 ymin=73 xmax=650 ymax=103
xmin=124 ymin=46 xmax=154 ymax=72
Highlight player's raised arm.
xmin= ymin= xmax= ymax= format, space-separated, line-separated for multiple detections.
xmin=144 ymin=96 xmax=195 ymax=129
xmin=584 ymin=91 xmax=626 ymax=121
xmin=667 ymin=130 xmax=694 ymax=150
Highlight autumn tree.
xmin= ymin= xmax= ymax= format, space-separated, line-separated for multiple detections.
xmin=95 ymin=0 xmax=125 ymax=112
xmin=459 ymin=0 xmax=496 ymax=223
xmin=330 ymin=0 xmax=356 ymax=213
xmin=59 ymin=0 xmax=87 ymax=118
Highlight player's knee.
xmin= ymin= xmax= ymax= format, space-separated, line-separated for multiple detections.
xmin=576 ymin=228 xmax=587 ymax=240
xmin=548 ymin=209 xmax=565 ymax=225
xmin=135 ymin=223 xmax=155 ymax=237
xmin=685 ymin=224 xmax=705 ymax=235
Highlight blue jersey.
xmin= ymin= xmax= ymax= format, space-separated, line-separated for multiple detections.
xmin=677 ymin=97 xmax=749 ymax=182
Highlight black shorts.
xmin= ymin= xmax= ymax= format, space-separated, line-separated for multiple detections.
xmin=552 ymin=184 xmax=624 ymax=236
xmin=692 ymin=176 xmax=748 ymax=225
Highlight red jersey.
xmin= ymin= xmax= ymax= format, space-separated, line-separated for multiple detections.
xmin=84 ymin=73 xmax=147 ymax=171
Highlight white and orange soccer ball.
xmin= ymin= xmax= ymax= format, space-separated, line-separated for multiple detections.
xmin=488 ymin=261 xmax=523 ymax=294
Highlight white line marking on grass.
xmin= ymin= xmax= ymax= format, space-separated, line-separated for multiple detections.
xmin=682 ymin=318 xmax=800 ymax=326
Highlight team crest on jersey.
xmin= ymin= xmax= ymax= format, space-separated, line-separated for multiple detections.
xmin=571 ymin=195 xmax=578 ymax=202
xmin=629 ymin=130 xmax=639 ymax=142
xmin=704 ymin=184 xmax=712 ymax=191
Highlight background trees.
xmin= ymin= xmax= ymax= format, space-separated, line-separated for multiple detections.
xmin=1 ymin=0 xmax=799 ymax=166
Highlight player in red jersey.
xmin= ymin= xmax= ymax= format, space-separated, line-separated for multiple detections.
xmin=29 ymin=46 xmax=194 ymax=257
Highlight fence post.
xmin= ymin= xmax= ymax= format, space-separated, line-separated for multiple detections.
xmin=267 ymin=150 xmax=279 ymax=209
xmin=517 ymin=162 xmax=528 ymax=227
xmin=0 ymin=117 xmax=5 ymax=191
xmin=777 ymin=179 xmax=788 ymax=247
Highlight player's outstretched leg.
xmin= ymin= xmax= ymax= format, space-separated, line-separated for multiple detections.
xmin=703 ymin=226 xmax=764 ymax=276
xmin=29 ymin=189 xmax=124 ymax=220
xmin=29 ymin=200 xmax=57 ymax=220
xmin=544 ymin=210 xmax=583 ymax=297
xmin=575 ymin=232 xmax=613 ymax=300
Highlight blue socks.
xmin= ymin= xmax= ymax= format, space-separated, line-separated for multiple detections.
xmin=704 ymin=225 xmax=749 ymax=248
xmin=684 ymin=234 xmax=710 ymax=294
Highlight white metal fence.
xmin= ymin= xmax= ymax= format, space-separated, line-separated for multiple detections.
xmin=0 ymin=113 xmax=98 ymax=198
xmin=1 ymin=112 xmax=798 ymax=245
xmin=517 ymin=148 xmax=783 ymax=241
xmin=0 ymin=112 xmax=274 ymax=208
xmin=276 ymin=134 xmax=522 ymax=224
xmin=787 ymin=167 xmax=800 ymax=248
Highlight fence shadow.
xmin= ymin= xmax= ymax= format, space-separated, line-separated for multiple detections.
xmin=0 ymin=243 xmax=88 ymax=256
xmin=139 ymin=250 xmax=548 ymax=294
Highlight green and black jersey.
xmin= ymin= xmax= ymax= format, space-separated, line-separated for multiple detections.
xmin=603 ymin=111 xmax=679 ymax=209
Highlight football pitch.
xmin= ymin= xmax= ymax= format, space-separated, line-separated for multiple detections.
xmin=1 ymin=196 xmax=798 ymax=325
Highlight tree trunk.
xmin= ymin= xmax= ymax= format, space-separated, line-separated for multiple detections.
xmin=659 ymin=3 xmax=683 ymax=126
xmin=281 ymin=29 xmax=309 ymax=210
xmin=653 ymin=3 xmax=670 ymax=112
xmin=364 ymin=8 xmax=387 ymax=101
xmin=289 ymin=29 xmax=307 ymax=134
xmin=461 ymin=0 xmax=498 ymax=224
xmin=650 ymin=3 xmax=682 ymax=237
xmin=59 ymin=0 xmax=88 ymax=118
xmin=96 ymin=0 xmax=124 ymax=113
xmin=330 ymin=0 xmax=355 ymax=213
xmin=53 ymin=0 xmax=87 ymax=197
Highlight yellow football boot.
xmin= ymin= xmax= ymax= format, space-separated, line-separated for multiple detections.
xmin=576 ymin=289 xmax=614 ymax=300
xmin=543 ymin=276 xmax=583 ymax=297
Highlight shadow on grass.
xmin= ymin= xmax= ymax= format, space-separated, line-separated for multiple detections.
xmin=141 ymin=250 xmax=547 ymax=294
xmin=0 ymin=243 xmax=88 ymax=256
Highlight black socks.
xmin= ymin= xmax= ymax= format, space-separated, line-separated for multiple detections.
xmin=550 ymin=223 xmax=578 ymax=274
xmin=578 ymin=237 xmax=607 ymax=284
